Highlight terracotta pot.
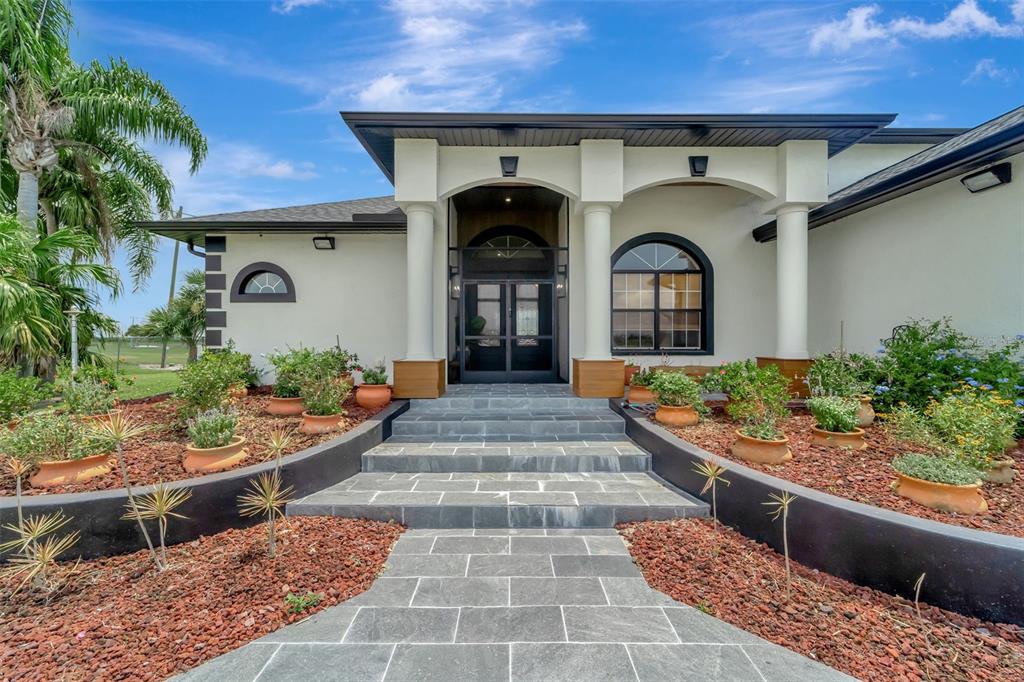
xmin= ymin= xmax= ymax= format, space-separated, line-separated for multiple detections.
xmin=267 ymin=396 xmax=305 ymax=417
xmin=356 ymin=384 xmax=392 ymax=409
xmin=731 ymin=430 xmax=792 ymax=464
xmin=810 ymin=426 xmax=867 ymax=450
xmin=78 ymin=409 xmax=122 ymax=428
xmin=894 ymin=473 xmax=987 ymax=515
xmin=624 ymin=364 xmax=640 ymax=386
xmin=29 ymin=453 xmax=114 ymax=488
xmin=985 ymin=458 xmax=1018 ymax=484
xmin=628 ymin=385 xmax=656 ymax=404
xmin=300 ymin=411 xmax=344 ymax=434
xmin=183 ymin=436 xmax=248 ymax=474
xmin=857 ymin=396 xmax=876 ymax=428
xmin=655 ymin=404 xmax=700 ymax=427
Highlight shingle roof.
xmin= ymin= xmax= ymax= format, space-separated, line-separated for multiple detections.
xmin=181 ymin=195 xmax=401 ymax=223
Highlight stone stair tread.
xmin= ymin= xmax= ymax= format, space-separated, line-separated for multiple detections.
xmin=364 ymin=441 xmax=650 ymax=473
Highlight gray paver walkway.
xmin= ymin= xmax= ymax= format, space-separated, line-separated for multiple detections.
xmin=177 ymin=529 xmax=853 ymax=682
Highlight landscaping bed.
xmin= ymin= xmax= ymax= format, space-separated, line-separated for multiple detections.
xmin=0 ymin=392 xmax=384 ymax=497
xmin=664 ymin=413 xmax=1024 ymax=538
xmin=621 ymin=518 xmax=1024 ymax=682
xmin=0 ymin=516 xmax=403 ymax=681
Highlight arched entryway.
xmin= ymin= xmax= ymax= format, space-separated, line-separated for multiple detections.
xmin=447 ymin=186 xmax=568 ymax=383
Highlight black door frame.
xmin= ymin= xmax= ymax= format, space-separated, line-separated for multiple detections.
xmin=459 ymin=279 xmax=558 ymax=383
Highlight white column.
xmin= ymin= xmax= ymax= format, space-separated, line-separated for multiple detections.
xmin=405 ymin=204 xmax=435 ymax=360
xmin=775 ymin=204 xmax=809 ymax=359
xmin=583 ymin=204 xmax=613 ymax=360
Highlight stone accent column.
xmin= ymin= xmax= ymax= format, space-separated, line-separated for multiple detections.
xmin=405 ymin=204 xmax=435 ymax=361
xmin=583 ymin=204 xmax=613 ymax=360
xmin=775 ymin=204 xmax=809 ymax=359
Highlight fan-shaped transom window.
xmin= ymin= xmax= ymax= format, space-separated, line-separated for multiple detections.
xmin=611 ymin=235 xmax=713 ymax=354
xmin=243 ymin=271 xmax=288 ymax=295
xmin=476 ymin=235 xmax=539 ymax=259
xmin=230 ymin=262 xmax=296 ymax=303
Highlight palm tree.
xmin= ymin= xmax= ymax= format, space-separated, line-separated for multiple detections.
xmin=138 ymin=269 xmax=205 ymax=363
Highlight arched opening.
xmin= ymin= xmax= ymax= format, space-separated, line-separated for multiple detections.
xmin=230 ymin=262 xmax=296 ymax=303
xmin=447 ymin=185 xmax=569 ymax=384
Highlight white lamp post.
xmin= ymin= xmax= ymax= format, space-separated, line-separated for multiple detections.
xmin=66 ymin=306 xmax=81 ymax=378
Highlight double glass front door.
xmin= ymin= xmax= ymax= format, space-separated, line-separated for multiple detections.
xmin=460 ymin=281 xmax=556 ymax=382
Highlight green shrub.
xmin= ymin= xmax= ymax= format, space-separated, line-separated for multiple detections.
xmin=215 ymin=343 xmax=260 ymax=387
xmin=649 ymin=371 xmax=706 ymax=413
xmin=725 ymin=364 xmax=790 ymax=440
xmin=0 ymin=413 xmax=113 ymax=464
xmin=301 ymin=376 xmax=352 ymax=416
xmin=807 ymin=351 xmax=871 ymax=398
xmin=807 ymin=396 xmax=859 ymax=433
xmin=892 ymin=453 xmax=983 ymax=486
xmin=187 ymin=408 xmax=238 ymax=449
xmin=61 ymin=379 xmax=116 ymax=416
xmin=284 ymin=591 xmax=322 ymax=614
xmin=630 ymin=367 xmax=658 ymax=387
xmin=698 ymin=360 xmax=755 ymax=395
xmin=0 ymin=369 xmax=51 ymax=423
xmin=360 ymin=362 xmax=389 ymax=385
xmin=268 ymin=348 xmax=318 ymax=398
xmin=57 ymin=359 xmax=133 ymax=392
xmin=321 ymin=347 xmax=359 ymax=376
xmin=174 ymin=352 xmax=240 ymax=420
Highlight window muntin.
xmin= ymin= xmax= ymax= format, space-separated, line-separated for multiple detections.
xmin=612 ymin=240 xmax=706 ymax=352
xmin=243 ymin=271 xmax=288 ymax=295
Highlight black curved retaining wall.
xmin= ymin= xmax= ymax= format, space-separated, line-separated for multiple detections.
xmin=0 ymin=401 xmax=408 ymax=560
xmin=613 ymin=402 xmax=1024 ymax=626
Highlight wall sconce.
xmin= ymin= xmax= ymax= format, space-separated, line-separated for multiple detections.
xmin=312 ymin=236 xmax=335 ymax=250
xmin=961 ymin=162 xmax=1011 ymax=193
xmin=688 ymin=156 xmax=708 ymax=178
xmin=500 ymin=156 xmax=519 ymax=177
xmin=449 ymin=266 xmax=461 ymax=299
xmin=556 ymin=264 xmax=567 ymax=298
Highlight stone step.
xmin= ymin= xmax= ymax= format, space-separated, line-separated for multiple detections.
xmin=391 ymin=411 xmax=625 ymax=437
xmin=287 ymin=472 xmax=707 ymax=528
xmin=364 ymin=442 xmax=651 ymax=473
xmin=407 ymin=396 xmax=612 ymax=413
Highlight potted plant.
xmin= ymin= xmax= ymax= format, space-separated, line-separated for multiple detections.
xmin=1 ymin=413 xmax=115 ymax=487
xmin=726 ymin=364 xmax=792 ymax=464
xmin=650 ymin=371 xmax=706 ymax=427
xmin=62 ymin=379 xmax=119 ymax=425
xmin=356 ymin=362 xmax=392 ymax=409
xmin=266 ymin=348 xmax=315 ymax=416
xmin=807 ymin=351 xmax=874 ymax=427
xmin=299 ymin=376 xmax=352 ymax=434
xmin=323 ymin=347 xmax=359 ymax=384
xmin=624 ymin=363 xmax=640 ymax=387
xmin=807 ymin=396 xmax=866 ymax=449
xmin=892 ymin=453 xmax=987 ymax=514
xmin=0 ymin=369 xmax=51 ymax=429
xmin=628 ymin=368 xmax=658 ymax=405
xmin=183 ymin=408 xmax=248 ymax=473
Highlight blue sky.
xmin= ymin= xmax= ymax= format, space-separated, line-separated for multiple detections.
xmin=72 ymin=0 xmax=1024 ymax=328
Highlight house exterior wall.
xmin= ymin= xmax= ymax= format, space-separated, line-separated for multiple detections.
xmin=215 ymin=233 xmax=408 ymax=381
xmin=827 ymin=143 xmax=932 ymax=194
xmin=808 ymin=152 xmax=1024 ymax=354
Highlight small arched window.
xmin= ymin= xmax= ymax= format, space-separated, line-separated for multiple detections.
xmin=611 ymin=233 xmax=713 ymax=354
xmin=230 ymin=262 xmax=296 ymax=302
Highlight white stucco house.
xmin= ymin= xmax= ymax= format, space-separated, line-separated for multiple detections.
xmin=143 ymin=106 xmax=1023 ymax=398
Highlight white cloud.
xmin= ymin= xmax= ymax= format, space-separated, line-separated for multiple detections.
xmin=216 ymin=143 xmax=318 ymax=180
xmin=811 ymin=1 xmax=1024 ymax=53
xmin=962 ymin=57 xmax=1018 ymax=83
xmin=272 ymin=0 xmax=331 ymax=14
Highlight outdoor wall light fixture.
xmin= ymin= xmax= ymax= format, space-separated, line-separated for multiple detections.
xmin=312 ymin=236 xmax=336 ymax=250
xmin=556 ymin=264 xmax=567 ymax=298
xmin=961 ymin=162 xmax=1011 ymax=193
xmin=500 ymin=155 xmax=519 ymax=177
xmin=688 ymin=155 xmax=709 ymax=178
xmin=449 ymin=265 xmax=461 ymax=299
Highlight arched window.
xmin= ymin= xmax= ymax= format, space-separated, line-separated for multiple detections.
xmin=611 ymin=233 xmax=713 ymax=354
xmin=230 ymin=262 xmax=296 ymax=302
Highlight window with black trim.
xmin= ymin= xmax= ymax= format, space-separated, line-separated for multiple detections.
xmin=611 ymin=234 xmax=713 ymax=354
xmin=230 ymin=262 xmax=296 ymax=303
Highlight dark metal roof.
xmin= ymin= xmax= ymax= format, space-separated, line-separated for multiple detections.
xmin=753 ymin=106 xmax=1024 ymax=243
xmin=862 ymin=128 xmax=968 ymax=144
xmin=138 ymin=196 xmax=406 ymax=246
xmin=342 ymin=111 xmax=898 ymax=182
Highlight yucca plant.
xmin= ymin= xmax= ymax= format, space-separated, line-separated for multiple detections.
xmin=0 ymin=511 xmax=73 ymax=554
xmin=266 ymin=428 xmax=294 ymax=471
xmin=238 ymin=471 xmax=294 ymax=558
xmin=763 ymin=490 xmax=798 ymax=598
xmin=87 ymin=411 xmax=162 ymax=569
xmin=122 ymin=482 xmax=191 ymax=570
xmin=4 ymin=457 xmax=30 ymax=527
xmin=1 ymin=511 xmax=79 ymax=597
xmin=693 ymin=459 xmax=730 ymax=532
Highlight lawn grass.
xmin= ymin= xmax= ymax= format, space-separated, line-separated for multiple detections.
xmin=91 ymin=338 xmax=189 ymax=400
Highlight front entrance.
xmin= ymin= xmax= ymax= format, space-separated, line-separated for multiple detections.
xmin=460 ymin=280 xmax=556 ymax=383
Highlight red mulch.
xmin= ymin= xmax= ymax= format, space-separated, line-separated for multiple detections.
xmin=0 ymin=517 xmax=403 ymax=681
xmin=664 ymin=413 xmax=1024 ymax=538
xmin=621 ymin=518 xmax=1024 ymax=682
xmin=0 ymin=394 xmax=384 ymax=496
